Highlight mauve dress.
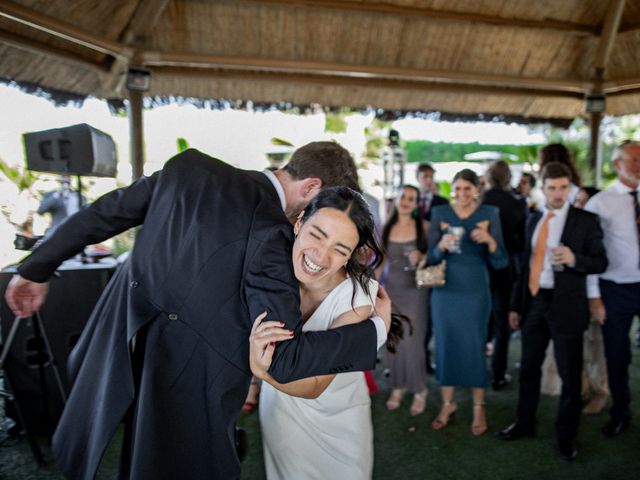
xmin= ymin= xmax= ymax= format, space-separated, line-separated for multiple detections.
xmin=428 ymin=204 xmax=508 ymax=388
xmin=385 ymin=240 xmax=429 ymax=394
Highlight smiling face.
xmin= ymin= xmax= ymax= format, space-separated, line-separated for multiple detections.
xmin=395 ymin=186 xmax=419 ymax=215
xmin=292 ymin=207 xmax=359 ymax=287
xmin=452 ymin=178 xmax=478 ymax=207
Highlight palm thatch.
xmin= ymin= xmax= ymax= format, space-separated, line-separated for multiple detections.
xmin=1 ymin=0 xmax=639 ymax=124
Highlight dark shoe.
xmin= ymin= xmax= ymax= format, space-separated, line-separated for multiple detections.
xmin=557 ymin=439 xmax=578 ymax=462
xmin=602 ymin=418 xmax=630 ymax=438
xmin=426 ymin=362 xmax=436 ymax=375
xmin=494 ymin=423 xmax=535 ymax=441
xmin=492 ymin=374 xmax=512 ymax=391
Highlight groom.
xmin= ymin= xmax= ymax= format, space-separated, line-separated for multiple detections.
xmin=5 ymin=142 xmax=390 ymax=480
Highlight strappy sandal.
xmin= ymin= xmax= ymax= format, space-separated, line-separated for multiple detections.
xmin=471 ymin=402 xmax=488 ymax=436
xmin=431 ymin=400 xmax=457 ymax=430
xmin=410 ymin=390 xmax=428 ymax=416
xmin=386 ymin=388 xmax=406 ymax=411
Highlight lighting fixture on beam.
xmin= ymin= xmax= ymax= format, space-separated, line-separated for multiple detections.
xmin=585 ymin=93 xmax=606 ymax=113
xmin=126 ymin=66 xmax=151 ymax=92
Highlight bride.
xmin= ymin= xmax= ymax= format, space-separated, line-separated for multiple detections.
xmin=249 ymin=186 xmax=394 ymax=479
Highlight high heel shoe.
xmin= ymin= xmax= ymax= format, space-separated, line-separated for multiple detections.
xmin=410 ymin=390 xmax=428 ymax=416
xmin=242 ymin=377 xmax=260 ymax=414
xmin=386 ymin=388 xmax=406 ymax=411
xmin=431 ymin=400 xmax=456 ymax=430
xmin=471 ymin=402 xmax=488 ymax=436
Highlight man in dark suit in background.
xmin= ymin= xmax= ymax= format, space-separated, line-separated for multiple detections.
xmin=496 ymin=162 xmax=607 ymax=462
xmin=5 ymin=142 xmax=391 ymax=480
xmin=416 ymin=162 xmax=449 ymax=374
xmin=481 ymin=160 xmax=527 ymax=390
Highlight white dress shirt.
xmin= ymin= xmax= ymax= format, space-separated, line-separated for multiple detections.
xmin=585 ymin=180 xmax=640 ymax=298
xmin=261 ymin=170 xmax=388 ymax=348
xmin=531 ymin=200 xmax=570 ymax=289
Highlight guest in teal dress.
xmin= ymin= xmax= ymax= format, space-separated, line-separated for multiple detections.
xmin=428 ymin=169 xmax=507 ymax=436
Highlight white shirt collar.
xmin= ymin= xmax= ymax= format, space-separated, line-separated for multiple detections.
xmin=612 ymin=178 xmax=639 ymax=194
xmin=542 ymin=198 xmax=570 ymax=220
xmin=262 ymin=169 xmax=287 ymax=212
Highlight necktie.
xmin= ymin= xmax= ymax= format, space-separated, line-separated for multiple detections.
xmin=420 ymin=195 xmax=428 ymax=215
xmin=632 ymin=191 xmax=640 ymax=268
xmin=528 ymin=211 xmax=554 ymax=296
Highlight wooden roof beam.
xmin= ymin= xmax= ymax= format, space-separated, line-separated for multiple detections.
xmin=142 ymin=51 xmax=589 ymax=94
xmin=593 ymin=0 xmax=626 ymax=74
xmin=0 ymin=29 xmax=109 ymax=72
xmin=247 ymin=0 xmax=599 ymax=36
xmin=0 ymin=0 xmax=131 ymax=59
xmin=150 ymin=65 xmax=585 ymax=100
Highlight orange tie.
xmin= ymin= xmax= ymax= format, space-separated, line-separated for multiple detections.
xmin=528 ymin=212 xmax=554 ymax=296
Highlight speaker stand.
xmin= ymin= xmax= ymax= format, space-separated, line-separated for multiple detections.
xmin=0 ymin=312 xmax=68 ymax=466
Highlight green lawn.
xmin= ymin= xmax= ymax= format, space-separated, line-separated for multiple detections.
xmin=1 ymin=330 xmax=639 ymax=479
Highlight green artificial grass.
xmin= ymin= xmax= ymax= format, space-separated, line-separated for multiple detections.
xmin=1 ymin=330 xmax=639 ymax=479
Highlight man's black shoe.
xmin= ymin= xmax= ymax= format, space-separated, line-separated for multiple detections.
xmin=492 ymin=374 xmax=512 ymax=391
xmin=602 ymin=418 xmax=630 ymax=438
xmin=494 ymin=423 xmax=535 ymax=441
xmin=557 ymin=439 xmax=578 ymax=462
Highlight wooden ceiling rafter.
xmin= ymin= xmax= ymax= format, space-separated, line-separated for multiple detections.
xmin=246 ymin=0 xmax=600 ymax=36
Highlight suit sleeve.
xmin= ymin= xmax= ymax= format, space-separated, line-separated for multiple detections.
xmin=244 ymin=225 xmax=377 ymax=384
xmin=18 ymin=172 xmax=159 ymax=282
xmin=570 ymin=214 xmax=608 ymax=275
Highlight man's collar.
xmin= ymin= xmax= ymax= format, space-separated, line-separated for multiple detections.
xmin=542 ymin=199 xmax=570 ymax=218
xmin=613 ymin=178 xmax=639 ymax=193
xmin=262 ymin=169 xmax=287 ymax=211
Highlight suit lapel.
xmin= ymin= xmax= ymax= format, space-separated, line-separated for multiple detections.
xmin=560 ymin=205 xmax=577 ymax=245
xmin=525 ymin=210 xmax=543 ymax=259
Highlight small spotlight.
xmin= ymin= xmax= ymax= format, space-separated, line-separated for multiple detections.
xmin=585 ymin=93 xmax=606 ymax=113
xmin=126 ymin=67 xmax=151 ymax=92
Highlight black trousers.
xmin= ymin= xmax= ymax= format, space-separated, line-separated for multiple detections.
xmin=490 ymin=263 xmax=516 ymax=380
xmin=516 ymin=290 xmax=584 ymax=442
xmin=600 ymin=279 xmax=640 ymax=422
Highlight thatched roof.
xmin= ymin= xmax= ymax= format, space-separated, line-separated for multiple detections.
xmin=1 ymin=0 xmax=639 ymax=124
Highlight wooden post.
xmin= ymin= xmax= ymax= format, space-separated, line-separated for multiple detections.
xmin=589 ymin=110 xmax=602 ymax=186
xmin=128 ymin=88 xmax=144 ymax=181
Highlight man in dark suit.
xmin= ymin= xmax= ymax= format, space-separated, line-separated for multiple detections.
xmin=481 ymin=160 xmax=527 ymax=390
xmin=416 ymin=162 xmax=449 ymax=374
xmin=495 ymin=162 xmax=607 ymax=462
xmin=5 ymin=143 xmax=391 ymax=480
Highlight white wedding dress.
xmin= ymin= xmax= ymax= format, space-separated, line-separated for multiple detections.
xmin=259 ymin=278 xmax=378 ymax=480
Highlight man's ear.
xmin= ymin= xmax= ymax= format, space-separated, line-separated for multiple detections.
xmin=302 ymin=178 xmax=322 ymax=199
xmin=293 ymin=212 xmax=304 ymax=235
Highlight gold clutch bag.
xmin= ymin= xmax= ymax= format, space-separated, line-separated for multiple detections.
xmin=415 ymin=260 xmax=446 ymax=288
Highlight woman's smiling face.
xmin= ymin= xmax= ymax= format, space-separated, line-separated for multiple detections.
xmin=292 ymin=207 xmax=359 ymax=286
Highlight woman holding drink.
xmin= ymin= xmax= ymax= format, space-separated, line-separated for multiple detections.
xmin=428 ymin=169 xmax=508 ymax=435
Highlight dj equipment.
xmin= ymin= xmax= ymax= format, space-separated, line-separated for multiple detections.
xmin=23 ymin=123 xmax=117 ymax=177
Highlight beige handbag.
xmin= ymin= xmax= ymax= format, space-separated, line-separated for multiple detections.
xmin=415 ymin=259 xmax=446 ymax=288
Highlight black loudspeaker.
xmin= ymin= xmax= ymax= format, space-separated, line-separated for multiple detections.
xmin=23 ymin=123 xmax=117 ymax=177
xmin=0 ymin=261 xmax=116 ymax=435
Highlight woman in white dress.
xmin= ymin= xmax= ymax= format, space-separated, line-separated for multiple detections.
xmin=249 ymin=186 xmax=393 ymax=480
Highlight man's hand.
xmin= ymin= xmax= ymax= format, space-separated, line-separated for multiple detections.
xmin=589 ymin=298 xmax=607 ymax=325
xmin=5 ymin=275 xmax=49 ymax=319
xmin=374 ymin=286 xmax=392 ymax=332
xmin=551 ymin=245 xmax=576 ymax=267
xmin=248 ymin=311 xmax=293 ymax=380
xmin=508 ymin=311 xmax=520 ymax=331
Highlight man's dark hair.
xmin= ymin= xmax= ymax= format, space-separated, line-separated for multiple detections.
xmin=541 ymin=162 xmax=572 ymax=184
xmin=283 ymin=141 xmax=359 ymax=191
xmin=416 ymin=163 xmax=435 ymax=176
xmin=486 ymin=160 xmax=512 ymax=191
xmin=521 ymin=172 xmax=537 ymax=189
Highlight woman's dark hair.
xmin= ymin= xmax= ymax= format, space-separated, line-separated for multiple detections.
xmin=580 ymin=186 xmax=600 ymax=199
xmin=538 ymin=143 xmax=582 ymax=186
xmin=301 ymin=186 xmax=383 ymax=300
xmin=381 ymin=185 xmax=427 ymax=254
xmin=452 ymin=168 xmax=480 ymax=187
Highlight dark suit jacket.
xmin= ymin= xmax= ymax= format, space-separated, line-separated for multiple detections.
xmin=421 ymin=193 xmax=449 ymax=222
xmin=510 ymin=205 xmax=607 ymax=334
xmin=18 ymin=150 xmax=378 ymax=479
xmin=482 ymin=188 xmax=527 ymax=257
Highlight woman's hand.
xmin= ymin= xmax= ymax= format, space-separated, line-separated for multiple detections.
xmin=469 ymin=227 xmax=497 ymax=252
xmin=407 ymin=249 xmax=422 ymax=267
xmin=249 ymin=311 xmax=293 ymax=380
xmin=438 ymin=234 xmax=455 ymax=252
